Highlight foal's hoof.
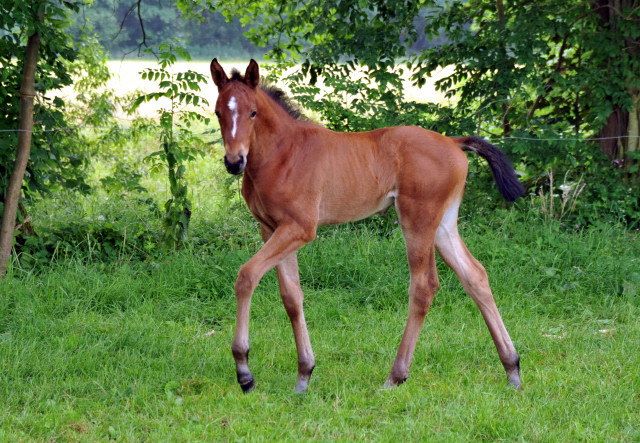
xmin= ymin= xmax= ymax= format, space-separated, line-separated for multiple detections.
xmin=508 ymin=380 xmax=522 ymax=391
xmin=240 ymin=378 xmax=255 ymax=393
xmin=382 ymin=372 xmax=408 ymax=390
xmin=381 ymin=380 xmax=396 ymax=390
xmin=381 ymin=378 xmax=404 ymax=390
xmin=295 ymin=378 xmax=311 ymax=395
xmin=507 ymin=372 xmax=522 ymax=391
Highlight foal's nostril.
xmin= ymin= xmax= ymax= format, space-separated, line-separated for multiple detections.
xmin=224 ymin=155 xmax=246 ymax=175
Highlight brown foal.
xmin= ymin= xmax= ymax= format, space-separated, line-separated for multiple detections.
xmin=210 ymin=59 xmax=524 ymax=393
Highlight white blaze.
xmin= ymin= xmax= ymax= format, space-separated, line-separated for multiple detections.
xmin=228 ymin=96 xmax=238 ymax=139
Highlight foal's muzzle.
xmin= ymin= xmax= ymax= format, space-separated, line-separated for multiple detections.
xmin=224 ymin=155 xmax=246 ymax=175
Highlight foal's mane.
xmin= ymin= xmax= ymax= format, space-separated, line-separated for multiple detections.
xmin=230 ymin=69 xmax=307 ymax=121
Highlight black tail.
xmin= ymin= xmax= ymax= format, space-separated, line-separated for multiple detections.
xmin=452 ymin=136 xmax=525 ymax=202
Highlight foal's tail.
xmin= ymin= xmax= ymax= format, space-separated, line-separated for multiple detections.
xmin=451 ymin=136 xmax=526 ymax=202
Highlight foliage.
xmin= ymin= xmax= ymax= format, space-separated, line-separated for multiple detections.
xmin=14 ymin=193 xmax=162 ymax=269
xmin=503 ymin=136 xmax=640 ymax=229
xmin=197 ymin=0 xmax=640 ymax=227
xmin=414 ymin=0 xmax=640 ymax=159
xmin=68 ymin=0 xmax=265 ymax=60
xmin=131 ymin=43 xmax=211 ymax=248
xmin=0 ymin=0 xmax=94 ymax=204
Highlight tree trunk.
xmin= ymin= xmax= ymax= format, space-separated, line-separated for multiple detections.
xmin=598 ymin=107 xmax=628 ymax=160
xmin=0 ymin=29 xmax=41 ymax=277
xmin=593 ymin=0 xmax=638 ymax=172
xmin=625 ymin=91 xmax=640 ymax=184
xmin=496 ymin=0 xmax=511 ymax=136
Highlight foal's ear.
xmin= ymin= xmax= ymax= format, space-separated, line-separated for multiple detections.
xmin=245 ymin=59 xmax=260 ymax=89
xmin=210 ymin=58 xmax=228 ymax=88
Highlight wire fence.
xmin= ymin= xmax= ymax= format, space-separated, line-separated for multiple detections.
xmin=0 ymin=126 xmax=219 ymax=137
xmin=2 ymin=126 xmax=640 ymax=144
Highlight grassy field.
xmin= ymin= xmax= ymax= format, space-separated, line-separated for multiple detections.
xmin=1 ymin=205 xmax=639 ymax=440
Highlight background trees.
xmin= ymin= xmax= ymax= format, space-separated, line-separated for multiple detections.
xmin=0 ymin=0 xmax=96 ymax=275
xmin=68 ymin=0 xmax=264 ymax=59
xmin=204 ymin=0 xmax=639 ymax=174
xmin=1 ymin=0 xmax=639 ymax=275
xmin=202 ymin=0 xmax=639 ymax=224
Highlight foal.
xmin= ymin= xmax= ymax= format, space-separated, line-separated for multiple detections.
xmin=210 ymin=59 xmax=524 ymax=393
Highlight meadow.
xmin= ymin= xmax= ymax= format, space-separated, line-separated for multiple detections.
xmin=1 ymin=61 xmax=639 ymax=440
xmin=2 ymin=185 xmax=639 ymax=440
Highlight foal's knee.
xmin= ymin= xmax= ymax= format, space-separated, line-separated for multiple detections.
xmin=409 ymin=277 xmax=438 ymax=316
xmin=235 ymin=265 xmax=258 ymax=296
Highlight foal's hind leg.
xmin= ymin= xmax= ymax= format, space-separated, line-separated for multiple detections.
xmin=384 ymin=241 xmax=439 ymax=388
xmin=435 ymin=200 xmax=521 ymax=389
xmin=384 ymin=199 xmax=441 ymax=388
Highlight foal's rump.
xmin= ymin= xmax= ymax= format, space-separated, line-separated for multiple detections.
xmin=390 ymin=127 xmax=525 ymax=203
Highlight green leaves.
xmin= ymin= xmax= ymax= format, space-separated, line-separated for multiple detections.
xmin=200 ymin=0 xmax=639 ymax=226
xmin=133 ymin=43 xmax=210 ymax=249
xmin=1 ymin=0 xmax=98 ymax=203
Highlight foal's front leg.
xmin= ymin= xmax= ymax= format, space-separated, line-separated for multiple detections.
xmin=274 ymin=251 xmax=315 ymax=393
xmin=231 ymin=221 xmax=315 ymax=392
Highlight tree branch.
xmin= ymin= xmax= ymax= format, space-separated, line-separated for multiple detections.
xmin=119 ymin=0 xmax=152 ymax=59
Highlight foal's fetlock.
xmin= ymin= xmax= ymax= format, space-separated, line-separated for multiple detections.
xmin=503 ymin=354 xmax=521 ymax=390
xmin=298 ymin=359 xmax=315 ymax=378
xmin=387 ymin=365 xmax=409 ymax=385
xmin=295 ymin=363 xmax=315 ymax=394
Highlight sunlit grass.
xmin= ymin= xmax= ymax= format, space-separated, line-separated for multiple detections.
xmin=97 ymin=60 xmax=453 ymax=120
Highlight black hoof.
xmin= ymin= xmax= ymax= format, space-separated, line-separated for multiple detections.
xmin=240 ymin=378 xmax=255 ymax=393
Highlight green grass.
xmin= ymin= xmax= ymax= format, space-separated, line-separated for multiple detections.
xmin=1 ymin=210 xmax=639 ymax=440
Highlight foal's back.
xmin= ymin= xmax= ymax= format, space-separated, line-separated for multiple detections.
xmin=293 ymin=123 xmax=468 ymax=226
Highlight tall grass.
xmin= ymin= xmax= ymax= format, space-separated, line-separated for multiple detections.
xmin=1 ymin=205 xmax=639 ymax=440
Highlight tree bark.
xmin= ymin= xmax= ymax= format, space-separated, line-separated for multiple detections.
xmin=598 ymin=107 xmax=628 ymax=160
xmin=593 ymin=0 xmax=639 ymax=169
xmin=0 ymin=29 xmax=41 ymax=277
xmin=496 ymin=0 xmax=511 ymax=136
xmin=625 ymin=91 xmax=640 ymax=184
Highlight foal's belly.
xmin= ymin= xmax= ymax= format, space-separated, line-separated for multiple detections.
xmin=317 ymin=191 xmax=395 ymax=226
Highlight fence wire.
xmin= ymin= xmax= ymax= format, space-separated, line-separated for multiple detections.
xmin=2 ymin=126 xmax=640 ymax=143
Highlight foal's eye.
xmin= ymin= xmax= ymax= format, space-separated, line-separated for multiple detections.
xmin=215 ymin=111 xmax=221 ymax=119
xmin=250 ymin=110 xmax=258 ymax=119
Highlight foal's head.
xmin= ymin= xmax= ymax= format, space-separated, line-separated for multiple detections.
xmin=210 ymin=59 xmax=260 ymax=175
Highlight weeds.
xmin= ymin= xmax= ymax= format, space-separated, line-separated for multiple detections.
xmin=131 ymin=42 xmax=212 ymax=248
xmin=535 ymin=170 xmax=587 ymax=223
